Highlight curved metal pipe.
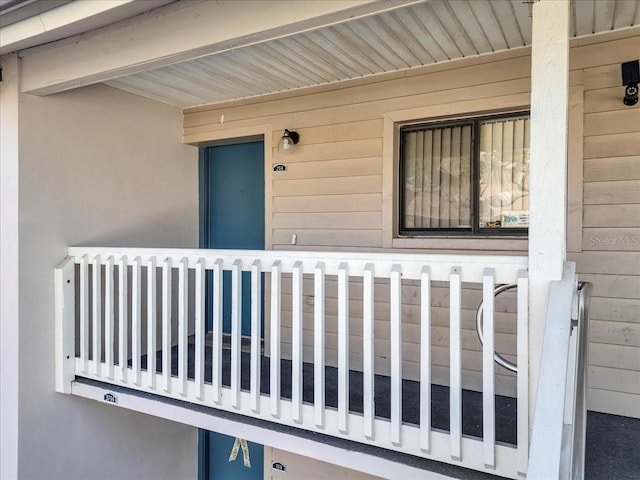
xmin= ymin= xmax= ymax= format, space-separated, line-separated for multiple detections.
xmin=476 ymin=283 xmax=519 ymax=373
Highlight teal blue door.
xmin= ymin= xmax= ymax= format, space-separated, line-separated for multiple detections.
xmin=198 ymin=141 xmax=265 ymax=480
xmin=200 ymin=141 xmax=265 ymax=334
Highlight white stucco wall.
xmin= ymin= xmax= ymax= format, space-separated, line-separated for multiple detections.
xmin=17 ymin=83 xmax=199 ymax=479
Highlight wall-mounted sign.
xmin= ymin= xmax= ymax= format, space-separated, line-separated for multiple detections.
xmin=272 ymin=462 xmax=286 ymax=472
xmin=273 ymin=164 xmax=287 ymax=172
xmin=103 ymin=393 xmax=117 ymax=404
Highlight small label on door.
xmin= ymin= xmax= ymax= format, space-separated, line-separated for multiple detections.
xmin=272 ymin=462 xmax=286 ymax=472
xmin=273 ymin=164 xmax=287 ymax=172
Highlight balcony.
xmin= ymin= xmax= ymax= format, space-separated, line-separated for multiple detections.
xmin=55 ymin=247 xmax=589 ymax=479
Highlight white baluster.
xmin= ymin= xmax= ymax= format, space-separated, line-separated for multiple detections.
xmin=195 ymin=258 xmax=205 ymax=400
xmin=338 ymin=262 xmax=349 ymax=434
xmin=449 ymin=267 xmax=462 ymax=460
xmin=118 ymin=256 xmax=128 ymax=383
xmin=250 ymin=260 xmax=262 ymax=413
xmin=363 ymin=263 xmax=375 ymax=440
xmin=420 ymin=266 xmax=432 ymax=452
xmin=231 ymin=259 xmax=242 ymax=409
xmin=314 ymin=262 xmax=326 ymax=428
xmin=147 ymin=257 xmax=157 ymax=389
xmin=80 ymin=255 xmax=89 ymax=373
xmin=482 ymin=268 xmax=496 ymax=468
xmin=162 ymin=258 xmax=172 ymax=393
xmin=92 ymin=255 xmax=102 ymax=377
xmin=270 ymin=260 xmax=281 ymax=418
xmin=178 ymin=258 xmax=188 ymax=396
xmin=105 ymin=256 xmax=114 ymax=380
xmin=132 ymin=257 xmax=142 ymax=386
xmin=517 ymin=270 xmax=529 ymax=475
xmin=390 ymin=264 xmax=402 ymax=446
xmin=212 ymin=259 xmax=223 ymax=404
xmin=292 ymin=261 xmax=304 ymax=423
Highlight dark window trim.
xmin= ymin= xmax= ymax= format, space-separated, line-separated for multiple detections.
xmin=399 ymin=110 xmax=530 ymax=237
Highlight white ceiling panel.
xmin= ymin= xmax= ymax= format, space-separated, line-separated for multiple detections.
xmin=104 ymin=0 xmax=640 ymax=109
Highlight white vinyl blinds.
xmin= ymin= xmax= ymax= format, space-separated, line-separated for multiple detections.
xmin=478 ymin=117 xmax=530 ymax=227
xmin=401 ymin=114 xmax=530 ymax=233
xmin=402 ymin=124 xmax=472 ymax=229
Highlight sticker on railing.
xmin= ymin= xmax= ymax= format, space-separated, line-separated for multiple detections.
xmin=229 ymin=437 xmax=251 ymax=468
xmin=103 ymin=393 xmax=117 ymax=404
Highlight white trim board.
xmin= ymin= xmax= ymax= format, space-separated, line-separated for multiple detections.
xmin=71 ymin=380 xmax=470 ymax=480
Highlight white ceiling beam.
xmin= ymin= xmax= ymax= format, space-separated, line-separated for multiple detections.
xmin=0 ymin=0 xmax=174 ymax=55
xmin=19 ymin=0 xmax=424 ymax=96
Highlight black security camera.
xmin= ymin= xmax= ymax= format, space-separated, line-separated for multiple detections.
xmin=621 ymin=60 xmax=639 ymax=106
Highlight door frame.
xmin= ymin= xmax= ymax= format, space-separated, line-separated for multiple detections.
xmin=196 ymin=126 xmax=274 ymax=250
xmin=196 ymin=126 xmax=273 ymax=480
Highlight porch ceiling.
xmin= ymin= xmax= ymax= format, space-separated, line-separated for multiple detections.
xmin=105 ymin=0 xmax=640 ymax=109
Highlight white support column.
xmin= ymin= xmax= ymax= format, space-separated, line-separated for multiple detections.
xmin=528 ymin=0 xmax=570 ymax=434
xmin=0 ymin=53 xmax=19 ymax=480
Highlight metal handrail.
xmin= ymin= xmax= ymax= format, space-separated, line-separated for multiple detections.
xmin=567 ymin=281 xmax=592 ymax=480
xmin=475 ymin=284 xmax=518 ymax=373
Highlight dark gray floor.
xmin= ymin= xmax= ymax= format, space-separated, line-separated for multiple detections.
xmin=134 ymin=345 xmax=639 ymax=479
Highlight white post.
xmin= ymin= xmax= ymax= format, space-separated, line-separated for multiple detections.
xmin=55 ymin=257 xmax=76 ymax=393
xmin=0 ymin=53 xmax=20 ymax=480
xmin=528 ymin=0 xmax=570 ymax=439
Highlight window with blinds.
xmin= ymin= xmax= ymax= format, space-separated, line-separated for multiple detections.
xmin=400 ymin=112 xmax=530 ymax=235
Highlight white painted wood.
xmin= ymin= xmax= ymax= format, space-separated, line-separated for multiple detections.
xmin=72 ymin=378 xmax=521 ymax=480
xmin=118 ymin=256 xmax=128 ymax=383
xmin=195 ymin=259 xmax=205 ymax=400
xmin=80 ymin=255 xmax=89 ymax=373
xmin=0 ymin=53 xmax=19 ymax=480
xmin=178 ymin=258 xmax=188 ymax=396
xmin=338 ymin=262 xmax=350 ymax=434
xmin=54 ymin=257 xmax=75 ymax=394
xmin=482 ymin=268 xmax=496 ymax=468
xmin=92 ymin=255 xmax=102 ymax=377
xmin=250 ymin=260 xmax=262 ymax=413
xmin=63 ymin=246 xmax=536 ymax=478
xmin=270 ymin=260 xmax=282 ymax=418
xmin=146 ymin=257 xmax=157 ymax=389
xmin=314 ymin=262 xmax=326 ymax=428
xmin=390 ymin=264 xmax=402 ymax=446
xmin=528 ymin=263 xmax=576 ymax=480
xmin=362 ymin=263 xmax=375 ymax=440
xmin=449 ymin=267 xmax=462 ymax=460
xmin=420 ymin=266 xmax=431 ymax=452
xmin=67 ymin=247 xmax=527 ymax=284
xmin=132 ymin=257 xmax=142 ymax=386
xmin=162 ymin=257 xmax=172 ymax=393
xmin=72 ymin=356 xmax=522 ymax=479
xmin=528 ymin=0 xmax=570 ymax=432
xmin=517 ymin=270 xmax=529 ymax=475
xmin=292 ymin=261 xmax=304 ymax=423
xmin=212 ymin=259 xmax=223 ymax=403
xmin=104 ymin=257 xmax=115 ymax=380
xmin=231 ymin=259 xmax=242 ymax=409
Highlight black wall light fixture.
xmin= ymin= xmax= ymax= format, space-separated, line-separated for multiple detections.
xmin=621 ymin=60 xmax=639 ymax=106
xmin=277 ymin=129 xmax=300 ymax=153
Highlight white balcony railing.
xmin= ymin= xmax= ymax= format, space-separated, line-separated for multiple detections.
xmin=56 ymin=247 xmax=530 ymax=478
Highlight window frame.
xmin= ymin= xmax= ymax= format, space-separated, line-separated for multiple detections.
xmin=398 ymin=110 xmax=530 ymax=238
